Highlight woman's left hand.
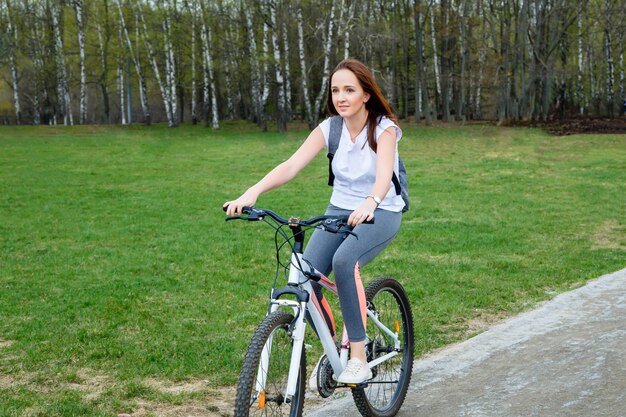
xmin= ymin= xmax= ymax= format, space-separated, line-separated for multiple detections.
xmin=348 ymin=198 xmax=378 ymax=227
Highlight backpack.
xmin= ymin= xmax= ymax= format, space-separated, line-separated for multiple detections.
xmin=326 ymin=115 xmax=410 ymax=213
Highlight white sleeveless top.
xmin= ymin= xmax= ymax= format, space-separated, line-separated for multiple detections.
xmin=319 ymin=116 xmax=404 ymax=212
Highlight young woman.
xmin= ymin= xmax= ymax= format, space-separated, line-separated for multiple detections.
xmin=224 ymin=58 xmax=404 ymax=384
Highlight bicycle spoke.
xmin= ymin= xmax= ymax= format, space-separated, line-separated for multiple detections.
xmin=352 ymin=278 xmax=414 ymax=417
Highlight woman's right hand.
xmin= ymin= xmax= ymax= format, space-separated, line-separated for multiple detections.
xmin=223 ymin=189 xmax=259 ymax=216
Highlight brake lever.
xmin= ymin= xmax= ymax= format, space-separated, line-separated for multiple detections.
xmin=337 ymin=223 xmax=358 ymax=239
xmin=321 ymin=219 xmax=359 ymax=239
xmin=225 ymin=215 xmax=244 ymax=221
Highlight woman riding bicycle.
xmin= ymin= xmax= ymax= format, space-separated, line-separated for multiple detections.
xmin=224 ymin=58 xmax=404 ymax=385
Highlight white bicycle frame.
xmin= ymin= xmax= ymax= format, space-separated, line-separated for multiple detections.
xmin=256 ymin=252 xmax=402 ymax=404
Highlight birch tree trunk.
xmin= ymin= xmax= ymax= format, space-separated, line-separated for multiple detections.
xmin=117 ymin=66 xmax=126 ymax=125
xmin=135 ymin=1 xmax=176 ymax=126
xmin=138 ymin=1 xmax=171 ymax=125
xmin=269 ymin=0 xmax=286 ymax=132
xmin=24 ymin=0 xmax=43 ymax=124
xmin=429 ymin=1 xmax=442 ymax=99
xmin=604 ymin=0 xmax=615 ymax=116
xmin=94 ymin=0 xmax=111 ymax=123
xmin=496 ymin=0 xmax=512 ymax=123
xmin=52 ymin=2 xmax=73 ymax=125
xmin=440 ymin=0 xmax=451 ymax=121
xmin=244 ymin=2 xmax=264 ymax=128
xmin=115 ymin=11 xmax=126 ymax=125
xmin=115 ymin=0 xmax=150 ymax=125
xmin=281 ymin=8 xmax=292 ymax=122
xmin=296 ymin=4 xmax=314 ymax=128
xmin=577 ymin=6 xmax=585 ymax=114
xmin=223 ymin=31 xmax=235 ymax=119
xmin=200 ymin=16 xmax=210 ymax=127
xmin=587 ymin=30 xmax=599 ymax=112
xmin=261 ymin=1 xmax=271 ymax=130
xmin=515 ymin=0 xmax=530 ymax=119
xmin=618 ymin=28 xmax=624 ymax=110
xmin=414 ymin=0 xmax=431 ymax=124
xmin=199 ymin=2 xmax=219 ymax=128
xmin=456 ymin=0 xmax=468 ymax=121
xmin=5 ymin=0 xmax=21 ymax=124
xmin=162 ymin=3 xmax=178 ymax=126
xmin=74 ymin=0 xmax=87 ymax=124
xmin=189 ymin=0 xmax=197 ymax=124
xmin=343 ymin=1 xmax=355 ymax=59
xmin=313 ymin=0 xmax=337 ymax=124
xmin=475 ymin=1 xmax=486 ymax=119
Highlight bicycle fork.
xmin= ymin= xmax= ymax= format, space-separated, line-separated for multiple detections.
xmin=255 ymin=253 xmax=311 ymax=404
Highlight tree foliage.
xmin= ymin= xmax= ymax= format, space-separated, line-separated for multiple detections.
xmin=0 ymin=0 xmax=624 ymax=127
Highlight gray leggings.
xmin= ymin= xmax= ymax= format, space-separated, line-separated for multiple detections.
xmin=303 ymin=204 xmax=402 ymax=342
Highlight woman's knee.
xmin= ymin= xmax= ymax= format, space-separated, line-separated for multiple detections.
xmin=332 ymin=254 xmax=357 ymax=284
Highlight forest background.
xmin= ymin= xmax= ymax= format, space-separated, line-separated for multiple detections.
xmin=0 ymin=0 xmax=624 ymax=131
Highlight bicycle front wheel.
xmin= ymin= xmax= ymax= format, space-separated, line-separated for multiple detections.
xmin=352 ymin=277 xmax=415 ymax=417
xmin=234 ymin=310 xmax=306 ymax=417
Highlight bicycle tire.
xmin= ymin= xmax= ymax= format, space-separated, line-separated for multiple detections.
xmin=351 ymin=277 xmax=415 ymax=417
xmin=234 ymin=310 xmax=306 ymax=417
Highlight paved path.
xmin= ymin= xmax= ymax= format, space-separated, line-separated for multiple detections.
xmin=305 ymin=267 xmax=626 ymax=417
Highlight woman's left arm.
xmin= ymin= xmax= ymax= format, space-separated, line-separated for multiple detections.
xmin=348 ymin=127 xmax=397 ymax=226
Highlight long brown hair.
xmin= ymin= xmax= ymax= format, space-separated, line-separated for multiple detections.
xmin=326 ymin=59 xmax=399 ymax=152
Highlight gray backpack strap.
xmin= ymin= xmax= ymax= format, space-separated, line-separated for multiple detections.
xmin=327 ymin=116 xmax=343 ymax=186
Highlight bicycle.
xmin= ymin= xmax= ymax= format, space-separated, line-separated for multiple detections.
xmin=226 ymin=206 xmax=414 ymax=417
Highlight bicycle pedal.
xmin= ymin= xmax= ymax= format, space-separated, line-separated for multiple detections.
xmin=343 ymin=381 xmax=369 ymax=389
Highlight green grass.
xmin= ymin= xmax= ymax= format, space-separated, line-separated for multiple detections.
xmin=1 ymin=121 xmax=625 ymax=415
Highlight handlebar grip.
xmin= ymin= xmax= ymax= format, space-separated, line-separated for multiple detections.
xmin=223 ymin=205 xmax=253 ymax=214
xmin=334 ymin=215 xmax=374 ymax=225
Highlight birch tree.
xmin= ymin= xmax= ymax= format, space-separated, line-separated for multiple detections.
xmin=429 ymin=1 xmax=442 ymax=99
xmin=199 ymin=1 xmax=218 ymax=128
xmin=618 ymin=28 xmax=624 ymax=109
xmin=475 ymin=1 xmax=487 ymax=119
xmin=135 ymin=1 xmax=176 ymax=126
xmin=244 ymin=2 xmax=263 ymax=127
xmin=116 ymin=0 xmax=150 ymax=125
xmin=51 ymin=1 xmax=72 ymax=125
xmin=73 ymin=0 xmax=87 ymax=124
xmin=296 ymin=4 xmax=313 ymax=128
xmin=187 ymin=0 xmax=197 ymax=124
xmin=162 ymin=2 xmax=178 ymax=125
xmin=313 ymin=0 xmax=337 ymax=124
xmin=261 ymin=1 xmax=271 ymax=129
xmin=93 ymin=0 xmax=111 ymax=123
xmin=4 ymin=0 xmax=21 ymax=124
xmin=343 ymin=1 xmax=356 ymax=59
xmin=603 ymin=0 xmax=615 ymax=116
xmin=577 ymin=4 xmax=585 ymax=114
xmin=456 ymin=0 xmax=469 ymax=121
xmin=24 ymin=0 xmax=44 ymax=124
xmin=268 ymin=0 xmax=286 ymax=132
xmin=439 ymin=0 xmax=451 ymax=121
xmin=222 ymin=20 xmax=236 ymax=119
xmin=0 ymin=0 xmax=621 ymax=125
xmin=281 ymin=5 xmax=292 ymax=122
xmin=414 ymin=0 xmax=431 ymax=123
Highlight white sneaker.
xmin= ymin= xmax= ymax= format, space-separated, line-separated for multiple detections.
xmin=308 ymin=354 xmax=325 ymax=392
xmin=336 ymin=359 xmax=372 ymax=384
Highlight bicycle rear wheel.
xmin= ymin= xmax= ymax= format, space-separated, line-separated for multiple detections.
xmin=352 ymin=277 xmax=414 ymax=417
xmin=234 ymin=310 xmax=306 ymax=417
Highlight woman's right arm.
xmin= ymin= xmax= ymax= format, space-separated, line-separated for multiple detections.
xmin=223 ymin=127 xmax=326 ymax=215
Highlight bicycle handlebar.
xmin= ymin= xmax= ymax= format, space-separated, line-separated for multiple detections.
xmin=223 ymin=206 xmax=374 ymax=229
